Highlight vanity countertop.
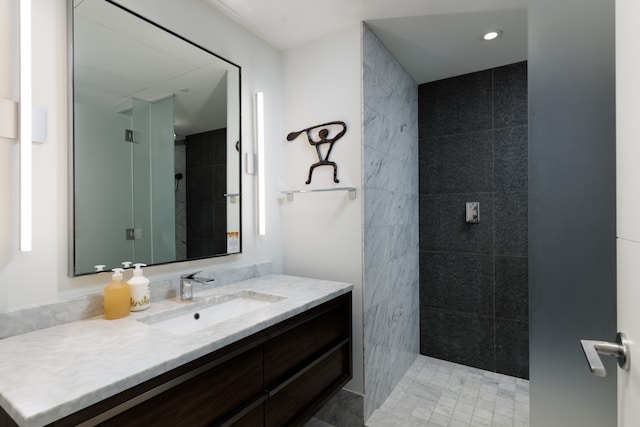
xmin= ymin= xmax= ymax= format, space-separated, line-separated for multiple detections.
xmin=0 ymin=274 xmax=353 ymax=426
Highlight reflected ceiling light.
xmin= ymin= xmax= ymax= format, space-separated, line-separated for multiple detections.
xmin=482 ymin=30 xmax=503 ymax=41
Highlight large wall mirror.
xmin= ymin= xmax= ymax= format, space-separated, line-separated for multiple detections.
xmin=69 ymin=0 xmax=242 ymax=276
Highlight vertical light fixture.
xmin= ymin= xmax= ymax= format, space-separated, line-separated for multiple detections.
xmin=255 ymin=92 xmax=266 ymax=236
xmin=19 ymin=0 xmax=32 ymax=251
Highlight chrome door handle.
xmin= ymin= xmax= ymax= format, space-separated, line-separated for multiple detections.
xmin=580 ymin=332 xmax=630 ymax=377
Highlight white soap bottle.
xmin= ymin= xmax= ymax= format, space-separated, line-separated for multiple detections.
xmin=127 ymin=263 xmax=151 ymax=311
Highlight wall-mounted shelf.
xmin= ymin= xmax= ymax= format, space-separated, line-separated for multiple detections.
xmin=281 ymin=187 xmax=357 ymax=202
xmin=224 ymin=193 xmax=240 ymax=204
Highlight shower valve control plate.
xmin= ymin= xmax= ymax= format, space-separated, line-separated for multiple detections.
xmin=466 ymin=202 xmax=480 ymax=223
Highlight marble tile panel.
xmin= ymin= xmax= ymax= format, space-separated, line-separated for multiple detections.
xmin=363 ymin=63 xmax=395 ymax=117
xmin=364 ymin=188 xmax=394 ymax=227
xmin=428 ymin=411 xmax=450 ymax=426
xmin=394 ymin=125 xmax=420 ymax=166
xmin=366 ymin=150 xmax=417 ymax=197
xmin=363 ymin=145 xmax=395 ymax=191
xmin=363 ymin=26 xmax=419 ymax=422
xmin=363 ymin=263 xmax=394 ymax=309
xmin=470 ymin=417 xmax=492 ymax=427
xmin=0 ymin=294 xmax=103 ymax=340
xmin=475 ymin=398 xmax=495 ymax=412
xmin=364 ymin=225 xmax=392 ymax=267
xmin=391 ymin=193 xmax=419 ymax=227
xmin=363 ymin=26 xmax=416 ymax=92
xmin=473 ymin=406 xmax=493 ymax=421
xmin=364 ymin=104 xmax=392 ymax=152
xmin=449 ymin=418 xmax=471 ymax=427
xmin=390 ymin=224 xmax=419 ymax=262
xmin=366 ymin=356 xmax=530 ymax=427
xmin=365 ymin=113 xmax=418 ymax=164
xmin=389 ymin=87 xmax=418 ymax=133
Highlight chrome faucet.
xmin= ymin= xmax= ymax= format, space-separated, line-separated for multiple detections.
xmin=179 ymin=271 xmax=215 ymax=301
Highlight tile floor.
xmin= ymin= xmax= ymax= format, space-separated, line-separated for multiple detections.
xmin=365 ymin=356 xmax=530 ymax=427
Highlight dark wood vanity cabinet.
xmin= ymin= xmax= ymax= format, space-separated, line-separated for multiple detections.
xmin=263 ymin=296 xmax=352 ymax=426
xmin=101 ymin=346 xmax=265 ymax=427
xmin=27 ymin=291 xmax=352 ymax=427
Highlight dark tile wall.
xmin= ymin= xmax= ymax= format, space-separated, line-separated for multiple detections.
xmin=186 ymin=128 xmax=227 ymax=258
xmin=419 ymin=62 xmax=529 ymax=379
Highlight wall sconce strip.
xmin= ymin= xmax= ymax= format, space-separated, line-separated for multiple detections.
xmin=256 ymin=92 xmax=266 ymax=236
xmin=20 ymin=0 xmax=32 ymax=252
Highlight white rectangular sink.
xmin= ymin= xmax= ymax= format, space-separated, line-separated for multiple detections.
xmin=139 ymin=291 xmax=285 ymax=336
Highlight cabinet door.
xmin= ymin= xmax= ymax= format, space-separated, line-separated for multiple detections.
xmin=264 ymin=294 xmax=350 ymax=388
xmin=265 ymin=345 xmax=350 ymax=426
xmin=263 ymin=293 xmax=352 ymax=426
xmin=99 ymin=346 xmax=263 ymax=427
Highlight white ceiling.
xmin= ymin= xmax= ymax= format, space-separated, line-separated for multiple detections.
xmin=204 ymin=0 xmax=529 ymax=84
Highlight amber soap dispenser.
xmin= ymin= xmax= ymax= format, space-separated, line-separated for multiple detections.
xmin=104 ymin=268 xmax=131 ymax=319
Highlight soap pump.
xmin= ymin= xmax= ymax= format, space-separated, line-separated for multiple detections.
xmin=104 ymin=268 xmax=131 ymax=319
xmin=128 ymin=263 xmax=151 ymax=311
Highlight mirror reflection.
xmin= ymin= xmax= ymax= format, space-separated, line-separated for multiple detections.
xmin=71 ymin=0 xmax=242 ymax=276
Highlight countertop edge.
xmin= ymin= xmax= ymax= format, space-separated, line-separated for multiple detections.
xmin=0 ymin=275 xmax=353 ymax=427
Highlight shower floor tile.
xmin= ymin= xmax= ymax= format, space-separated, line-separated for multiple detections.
xmin=366 ymin=356 xmax=530 ymax=427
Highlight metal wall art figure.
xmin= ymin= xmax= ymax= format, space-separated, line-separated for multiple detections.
xmin=287 ymin=121 xmax=347 ymax=184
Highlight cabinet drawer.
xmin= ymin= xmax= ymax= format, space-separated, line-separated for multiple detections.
xmin=264 ymin=343 xmax=350 ymax=427
xmin=99 ymin=346 xmax=263 ymax=427
xmin=228 ymin=403 xmax=263 ymax=427
xmin=263 ymin=294 xmax=350 ymax=388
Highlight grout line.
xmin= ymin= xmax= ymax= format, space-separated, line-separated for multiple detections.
xmin=420 ymin=124 xmax=528 ymax=141
xmin=491 ymin=67 xmax=498 ymax=377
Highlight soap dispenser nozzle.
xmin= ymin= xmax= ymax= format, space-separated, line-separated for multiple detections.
xmin=111 ymin=268 xmax=125 ymax=280
xmin=132 ymin=263 xmax=147 ymax=277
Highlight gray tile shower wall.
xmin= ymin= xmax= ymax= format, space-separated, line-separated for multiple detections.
xmin=418 ymin=61 xmax=529 ymax=379
xmin=362 ymin=25 xmax=420 ymax=420
xmin=186 ymin=128 xmax=227 ymax=257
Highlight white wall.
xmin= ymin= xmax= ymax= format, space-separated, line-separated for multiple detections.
xmin=281 ymin=25 xmax=364 ymax=394
xmin=0 ymin=0 xmax=285 ymax=311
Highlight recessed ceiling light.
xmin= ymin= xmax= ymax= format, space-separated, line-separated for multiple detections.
xmin=482 ymin=30 xmax=503 ymax=41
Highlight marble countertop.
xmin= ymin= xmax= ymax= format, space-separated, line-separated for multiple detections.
xmin=0 ymin=275 xmax=352 ymax=426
